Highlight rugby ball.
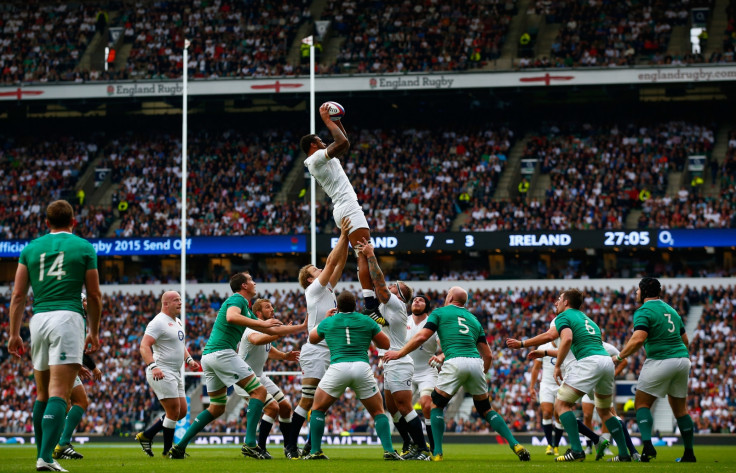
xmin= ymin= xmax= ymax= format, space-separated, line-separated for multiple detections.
xmin=325 ymin=101 xmax=345 ymax=121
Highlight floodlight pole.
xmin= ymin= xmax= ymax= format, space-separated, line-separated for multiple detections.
xmin=181 ymin=40 xmax=189 ymax=353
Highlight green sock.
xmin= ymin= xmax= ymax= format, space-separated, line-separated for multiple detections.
xmin=604 ymin=417 xmax=629 ymax=457
xmin=309 ymin=410 xmax=325 ymax=454
xmin=636 ymin=408 xmax=653 ymax=441
xmin=33 ymin=400 xmax=47 ymax=458
xmin=245 ymin=398 xmax=265 ymax=447
xmin=374 ymin=413 xmax=394 ymax=452
xmin=676 ymin=415 xmax=694 ymax=450
xmin=485 ymin=410 xmax=519 ymax=448
xmin=40 ymin=397 xmax=67 ymax=463
xmin=58 ymin=405 xmax=85 ymax=446
xmin=559 ymin=411 xmax=582 ymax=452
xmin=178 ymin=409 xmax=216 ymax=448
xmin=430 ymin=408 xmax=445 ymax=456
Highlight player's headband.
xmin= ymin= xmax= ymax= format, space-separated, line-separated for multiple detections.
xmin=395 ymin=281 xmax=406 ymax=302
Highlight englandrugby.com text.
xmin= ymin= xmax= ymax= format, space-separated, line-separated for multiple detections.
xmin=638 ymin=68 xmax=736 ymax=82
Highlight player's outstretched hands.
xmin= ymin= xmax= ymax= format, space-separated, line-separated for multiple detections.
xmin=355 ymin=237 xmax=374 ymax=257
xmin=256 ymin=318 xmax=283 ymax=331
xmin=7 ymin=335 xmax=23 ymax=358
xmin=527 ymin=350 xmax=544 ymax=360
xmin=383 ymin=350 xmax=400 ymax=362
xmin=325 ymin=308 xmax=338 ymax=318
xmin=285 ymin=350 xmax=300 ymax=362
xmin=319 ymin=102 xmax=332 ymax=125
xmin=85 ymin=333 xmax=100 ymax=354
xmin=506 ymin=338 xmax=522 ymax=349
xmin=340 ymin=217 xmax=352 ymax=236
xmin=79 ymin=365 xmax=93 ymax=380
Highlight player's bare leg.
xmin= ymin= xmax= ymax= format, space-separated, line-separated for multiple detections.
xmin=35 ymin=364 xmax=80 ymax=468
xmin=348 ymin=228 xmax=381 ymax=317
xmin=471 ymin=393 xmax=529 ymax=461
xmin=634 ymin=389 xmax=659 ymax=462
xmin=594 ymin=394 xmax=629 ymax=461
xmin=303 ymin=388 xmax=337 ymax=458
xmin=360 ymin=392 xmax=402 ymax=460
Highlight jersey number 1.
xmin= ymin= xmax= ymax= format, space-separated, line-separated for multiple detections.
xmin=39 ymin=252 xmax=66 ymax=281
xmin=345 ymin=327 xmax=351 ymax=344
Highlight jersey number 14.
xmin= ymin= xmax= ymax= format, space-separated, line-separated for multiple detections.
xmin=39 ymin=252 xmax=66 ymax=281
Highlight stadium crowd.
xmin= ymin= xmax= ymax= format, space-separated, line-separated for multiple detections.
xmin=0 ymin=135 xmax=114 ymax=239
xmin=1 ymin=284 xmax=733 ymax=436
xmin=461 ymin=121 xmax=718 ymax=231
xmin=322 ymin=0 xmax=515 ymax=74
xmin=120 ymin=0 xmax=310 ymax=79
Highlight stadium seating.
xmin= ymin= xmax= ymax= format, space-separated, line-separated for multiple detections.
xmin=0 ymin=135 xmax=114 ymax=239
xmin=0 ymin=1 xmax=100 ymax=84
xmin=321 ymin=0 xmax=516 ymax=74
xmin=120 ymin=0 xmax=310 ymax=79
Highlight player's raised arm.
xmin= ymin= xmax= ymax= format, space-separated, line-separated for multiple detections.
xmin=325 ymin=218 xmax=352 ymax=288
xmin=319 ymin=103 xmax=349 ymax=158
xmin=372 ymin=329 xmax=390 ymax=350
xmin=506 ymin=325 xmax=559 ymax=350
xmin=226 ymin=305 xmax=283 ymax=331
xmin=356 ymin=238 xmax=390 ymax=304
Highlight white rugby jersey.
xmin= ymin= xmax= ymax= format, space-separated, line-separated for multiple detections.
xmin=238 ymin=328 xmax=270 ymax=377
xmin=305 ymin=149 xmax=358 ymax=208
xmin=539 ymin=341 xmax=556 ymax=385
xmin=406 ymin=315 xmax=439 ymax=372
xmin=144 ymin=313 xmax=185 ymax=371
xmin=305 ymin=278 xmax=336 ymax=349
xmin=377 ymin=293 xmax=410 ymax=356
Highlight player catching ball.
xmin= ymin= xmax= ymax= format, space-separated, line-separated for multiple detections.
xmin=300 ymin=102 xmax=384 ymax=322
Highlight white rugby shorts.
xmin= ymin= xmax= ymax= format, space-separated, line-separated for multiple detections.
xmin=637 ymin=358 xmax=691 ymax=399
xmin=435 ymin=357 xmax=487 ymax=396
xmin=319 ymin=361 xmax=380 ymax=399
xmin=560 ymin=355 xmax=614 ymax=401
xmin=333 ymin=200 xmax=369 ymax=233
xmin=147 ymin=366 xmax=185 ymax=399
xmin=384 ymin=358 xmax=414 ymax=393
xmin=300 ymin=343 xmax=331 ymax=379
xmin=30 ymin=311 xmax=85 ymax=371
xmin=201 ymin=349 xmax=255 ymax=393
xmin=412 ymin=367 xmax=438 ymax=397
xmin=539 ymin=381 xmax=558 ymax=404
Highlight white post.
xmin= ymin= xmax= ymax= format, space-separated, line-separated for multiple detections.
xmin=309 ymin=43 xmax=316 ymax=266
xmin=181 ymin=40 xmax=189 ymax=351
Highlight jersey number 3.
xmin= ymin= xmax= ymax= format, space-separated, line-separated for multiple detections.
xmin=39 ymin=252 xmax=66 ymax=281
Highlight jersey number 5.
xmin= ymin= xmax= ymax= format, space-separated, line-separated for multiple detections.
xmin=458 ymin=317 xmax=469 ymax=334
xmin=39 ymin=252 xmax=66 ymax=281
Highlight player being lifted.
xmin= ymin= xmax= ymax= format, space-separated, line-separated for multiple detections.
xmin=356 ymin=238 xmax=429 ymax=460
xmin=300 ymin=103 xmax=384 ymax=322
xmin=304 ymin=291 xmax=402 ymax=461
xmin=506 ymin=289 xmax=632 ymax=462
xmin=384 ymin=287 xmax=530 ymax=462
xmin=235 ymin=298 xmax=305 ymax=458
xmin=289 ymin=217 xmax=351 ymax=457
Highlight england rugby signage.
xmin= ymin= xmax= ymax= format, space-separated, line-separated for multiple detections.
xmin=2 ymin=65 xmax=736 ymax=101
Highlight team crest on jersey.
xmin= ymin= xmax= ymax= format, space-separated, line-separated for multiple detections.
xmin=169 ymin=322 xmax=174 ymax=326
xmin=178 ymin=331 xmax=184 ymax=341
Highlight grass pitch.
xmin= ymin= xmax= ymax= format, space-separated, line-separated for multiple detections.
xmin=1 ymin=444 xmax=733 ymax=473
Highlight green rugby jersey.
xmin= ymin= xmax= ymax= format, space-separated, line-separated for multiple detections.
xmin=425 ymin=305 xmax=485 ymax=360
xmin=633 ymin=299 xmax=689 ymax=360
xmin=553 ymin=309 xmax=608 ymax=360
xmin=203 ymin=293 xmax=256 ymax=355
xmin=317 ymin=312 xmax=381 ymax=364
xmin=19 ymin=232 xmax=97 ymax=315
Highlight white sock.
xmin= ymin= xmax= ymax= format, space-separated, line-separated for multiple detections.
xmin=362 ymin=289 xmax=375 ymax=298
